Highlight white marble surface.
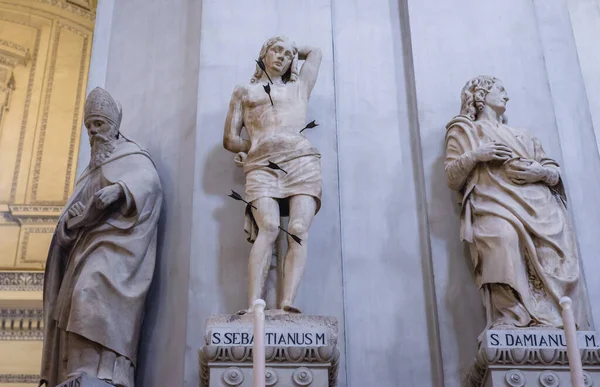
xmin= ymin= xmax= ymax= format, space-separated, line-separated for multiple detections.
xmin=568 ymin=0 xmax=600 ymax=151
xmin=331 ymin=0 xmax=440 ymax=385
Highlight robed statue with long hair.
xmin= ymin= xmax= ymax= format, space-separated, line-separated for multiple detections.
xmin=445 ymin=76 xmax=591 ymax=336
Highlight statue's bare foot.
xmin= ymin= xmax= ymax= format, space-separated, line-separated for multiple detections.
xmin=528 ymin=322 xmax=559 ymax=330
xmin=281 ymin=304 xmax=302 ymax=314
xmin=490 ymin=321 xmax=516 ymax=330
xmin=236 ymin=308 xmax=252 ymax=316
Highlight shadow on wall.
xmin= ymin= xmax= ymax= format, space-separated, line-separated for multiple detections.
xmin=202 ymin=141 xmax=249 ymax=314
xmin=135 ymin=161 xmax=172 ymax=386
xmin=428 ymin=143 xmax=486 ymax=380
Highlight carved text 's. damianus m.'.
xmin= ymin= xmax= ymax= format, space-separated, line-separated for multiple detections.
xmin=40 ymin=88 xmax=163 ymax=387
xmin=223 ymin=36 xmax=323 ymax=315
xmin=444 ymin=76 xmax=590 ymax=337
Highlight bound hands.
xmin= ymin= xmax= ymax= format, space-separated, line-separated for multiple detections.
xmin=66 ymin=184 xmax=124 ymax=219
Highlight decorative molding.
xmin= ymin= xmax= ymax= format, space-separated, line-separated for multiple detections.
xmin=29 ymin=23 xmax=60 ymax=204
xmin=222 ymin=367 xmax=244 ymax=386
xmin=0 ymin=39 xmax=31 ymax=69
xmin=7 ymin=19 xmax=41 ymax=202
xmin=0 ymin=53 xmax=18 ymax=67
xmin=63 ymin=24 xmax=89 ymax=202
xmin=0 ymin=271 xmax=44 ymax=291
xmin=31 ymin=22 xmax=89 ymax=204
xmin=34 ymin=0 xmax=96 ymax=20
xmin=19 ymin=227 xmax=56 ymax=263
xmin=1 ymin=308 xmax=43 ymax=327
xmin=505 ymin=369 xmax=525 ymax=387
xmin=0 ymin=374 xmax=40 ymax=383
xmin=0 ymin=308 xmax=44 ymax=341
xmin=468 ymin=346 xmax=600 ymax=386
xmin=9 ymin=205 xmax=62 ymax=215
xmin=0 ymin=330 xmax=43 ymax=340
xmin=199 ymin=345 xmax=340 ymax=387
xmin=18 ymin=217 xmax=59 ymax=224
xmin=0 ymin=39 xmax=29 ymax=54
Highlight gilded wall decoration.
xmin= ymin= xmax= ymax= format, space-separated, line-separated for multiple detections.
xmin=0 ymin=1 xmax=95 ymax=383
xmin=0 ymin=0 xmax=94 ymax=271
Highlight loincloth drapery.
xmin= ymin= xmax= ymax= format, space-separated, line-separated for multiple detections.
xmin=235 ymin=146 xmax=322 ymax=243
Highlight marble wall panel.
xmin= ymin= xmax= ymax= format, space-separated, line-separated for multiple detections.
xmin=567 ymin=0 xmax=600 ymax=150
xmin=532 ymin=0 xmax=600 ymax=327
xmin=331 ymin=0 xmax=440 ymax=385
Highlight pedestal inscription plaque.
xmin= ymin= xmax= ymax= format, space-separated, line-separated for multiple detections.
xmin=55 ymin=375 xmax=112 ymax=387
xmin=469 ymin=330 xmax=600 ymax=387
xmin=200 ymin=314 xmax=339 ymax=387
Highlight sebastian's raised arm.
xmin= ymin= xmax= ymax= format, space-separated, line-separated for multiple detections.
xmin=298 ymin=45 xmax=322 ymax=97
xmin=223 ymin=85 xmax=250 ymax=154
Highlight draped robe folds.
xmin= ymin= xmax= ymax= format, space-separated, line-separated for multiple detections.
xmin=235 ymin=134 xmax=322 ymax=243
xmin=444 ymin=116 xmax=589 ymax=329
xmin=41 ymin=139 xmax=162 ymax=386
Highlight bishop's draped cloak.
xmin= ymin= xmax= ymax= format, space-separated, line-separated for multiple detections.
xmin=444 ymin=116 xmax=590 ymax=330
xmin=41 ymin=139 xmax=162 ymax=386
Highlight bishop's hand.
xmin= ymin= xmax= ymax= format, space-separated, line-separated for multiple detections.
xmin=93 ymin=184 xmax=124 ymax=210
xmin=67 ymin=201 xmax=85 ymax=219
xmin=473 ymin=141 xmax=513 ymax=163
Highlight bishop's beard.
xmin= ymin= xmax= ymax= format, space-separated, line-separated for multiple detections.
xmin=89 ymin=133 xmax=117 ymax=169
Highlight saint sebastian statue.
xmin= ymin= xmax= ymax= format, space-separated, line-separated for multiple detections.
xmin=223 ymin=36 xmax=322 ymax=314
xmin=445 ymin=76 xmax=590 ymax=333
xmin=40 ymin=87 xmax=162 ymax=387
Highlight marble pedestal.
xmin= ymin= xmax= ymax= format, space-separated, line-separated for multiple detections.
xmin=468 ymin=330 xmax=600 ymax=386
xmin=199 ymin=313 xmax=340 ymax=387
xmin=55 ymin=375 xmax=112 ymax=387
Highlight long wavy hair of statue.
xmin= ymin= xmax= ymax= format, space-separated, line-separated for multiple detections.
xmin=459 ymin=75 xmax=507 ymax=124
xmin=251 ymin=36 xmax=299 ymax=84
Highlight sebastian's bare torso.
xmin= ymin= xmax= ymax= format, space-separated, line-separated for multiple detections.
xmin=240 ymin=80 xmax=312 ymax=157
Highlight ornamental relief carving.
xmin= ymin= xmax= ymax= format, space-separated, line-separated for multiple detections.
xmin=0 ymin=1 xmax=94 ymax=271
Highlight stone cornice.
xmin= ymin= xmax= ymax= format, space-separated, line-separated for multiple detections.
xmin=0 ymin=374 xmax=40 ymax=383
xmin=34 ymin=0 xmax=96 ymax=20
xmin=0 ymin=308 xmax=43 ymax=341
xmin=0 ymin=272 xmax=44 ymax=291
